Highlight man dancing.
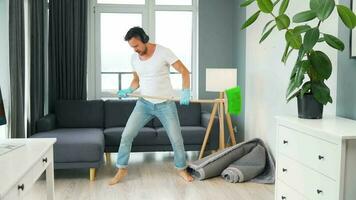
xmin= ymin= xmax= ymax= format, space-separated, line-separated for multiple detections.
xmin=109 ymin=27 xmax=193 ymax=185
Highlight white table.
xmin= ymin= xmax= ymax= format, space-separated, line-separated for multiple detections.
xmin=0 ymin=138 xmax=56 ymax=200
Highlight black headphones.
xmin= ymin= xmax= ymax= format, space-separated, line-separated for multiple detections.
xmin=139 ymin=29 xmax=149 ymax=43
xmin=125 ymin=26 xmax=150 ymax=43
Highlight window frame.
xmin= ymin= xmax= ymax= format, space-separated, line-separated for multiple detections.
xmin=87 ymin=0 xmax=199 ymax=99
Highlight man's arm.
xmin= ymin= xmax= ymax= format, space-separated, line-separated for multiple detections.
xmin=130 ymin=72 xmax=140 ymax=90
xmin=171 ymin=60 xmax=190 ymax=89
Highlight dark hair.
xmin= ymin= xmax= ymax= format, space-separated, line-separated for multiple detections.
xmin=124 ymin=26 xmax=149 ymax=43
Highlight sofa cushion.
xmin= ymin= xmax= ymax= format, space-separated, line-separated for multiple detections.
xmin=153 ymin=102 xmax=201 ymax=127
xmin=104 ymin=127 xmax=157 ymax=146
xmin=55 ymin=100 xmax=104 ymax=128
xmin=155 ymin=126 xmax=206 ymax=145
xmin=104 ymin=100 xmax=153 ymax=128
xmin=31 ymin=128 xmax=104 ymax=163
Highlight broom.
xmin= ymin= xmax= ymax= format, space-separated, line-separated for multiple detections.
xmin=127 ymin=93 xmax=224 ymax=104
xmin=126 ymin=87 xmax=241 ymax=109
xmin=125 ymin=88 xmax=242 ymax=159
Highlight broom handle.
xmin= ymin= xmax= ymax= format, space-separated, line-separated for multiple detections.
xmin=127 ymin=93 xmax=224 ymax=104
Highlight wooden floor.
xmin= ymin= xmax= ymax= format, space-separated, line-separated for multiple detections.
xmin=26 ymin=151 xmax=274 ymax=200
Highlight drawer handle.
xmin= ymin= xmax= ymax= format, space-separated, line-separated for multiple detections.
xmin=18 ymin=184 xmax=24 ymax=191
xmin=42 ymin=157 xmax=48 ymax=163
xmin=282 ymin=168 xmax=288 ymax=172
xmin=281 ymin=196 xmax=286 ymax=200
xmin=318 ymin=155 xmax=324 ymax=160
xmin=283 ymin=140 xmax=288 ymax=144
xmin=317 ymin=189 xmax=323 ymax=194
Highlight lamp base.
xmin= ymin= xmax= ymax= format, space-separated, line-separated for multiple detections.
xmin=198 ymin=92 xmax=237 ymax=159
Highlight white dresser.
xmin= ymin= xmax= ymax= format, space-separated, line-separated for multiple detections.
xmin=0 ymin=138 xmax=56 ymax=200
xmin=275 ymin=116 xmax=356 ymax=200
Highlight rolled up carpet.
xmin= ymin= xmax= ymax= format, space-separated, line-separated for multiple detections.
xmin=221 ymin=144 xmax=266 ymax=183
xmin=188 ymin=138 xmax=275 ymax=184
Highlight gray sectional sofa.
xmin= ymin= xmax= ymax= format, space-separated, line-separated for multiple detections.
xmin=31 ymin=99 xmax=219 ymax=180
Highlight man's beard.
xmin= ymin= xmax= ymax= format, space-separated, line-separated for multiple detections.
xmin=138 ymin=45 xmax=148 ymax=55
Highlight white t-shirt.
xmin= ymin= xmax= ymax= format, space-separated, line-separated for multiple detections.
xmin=131 ymin=44 xmax=178 ymax=104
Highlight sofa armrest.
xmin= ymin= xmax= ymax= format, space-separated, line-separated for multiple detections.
xmin=201 ymin=112 xmax=219 ymax=149
xmin=36 ymin=114 xmax=56 ymax=133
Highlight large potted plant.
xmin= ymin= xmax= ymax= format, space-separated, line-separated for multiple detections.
xmin=241 ymin=0 xmax=356 ymax=119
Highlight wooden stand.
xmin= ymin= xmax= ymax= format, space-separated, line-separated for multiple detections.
xmin=198 ymin=92 xmax=237 ymax=159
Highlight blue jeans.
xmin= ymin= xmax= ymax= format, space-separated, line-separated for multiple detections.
xmin=116 ymin=98 xmax=187 ymax=170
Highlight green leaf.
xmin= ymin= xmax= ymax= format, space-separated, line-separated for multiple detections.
xmin=293 ymin=10 xmax=317 ymax=23
xmin=318 ymin=37 xmax=325 ymax=42
xmin=295 ymin=60 xmax=309 ymax=86
xmin=260 ymin=24 xmax=277 ymax=43
xmin=282 ymin=42 xmax=291 ymax=63
xmin=262 ymin=20 xmax=275 ymax=33
xmin=286 ymin=61 xmax=302 ymax=98
xmin=324 ymin=34 xmax=345 ymax=51
xmin=241 ymin=11 xmax=261 ymax=30
xmin=297 ymin=46 xmax=306 ymax=61
xmin=337 ymin=5 xmax=356 ymax=29
xmin=289 ymin=55 xmax=298 ymax=79
xmin=285 ymin=30 xmax=302 ymax=49
xmin=307 ymin=62 xmax=323 ymax=81
xmin=303 ymin=28 xmax=320 ymax=51
xmin=286 ymin=48 xmax=293 ymax=59
xmin=300 ymin=81 xmax=312 ymax=97
xmin=286 ymin=77 xmax=298 ymax=98
xmin=273 ymin=0 xmax=282 ymax=6
xmin=279 ymin=0 xmax=290 ymax=15
xmin=293 ymin=25 xmax=312 ymax=34
xmin=309 ymin=51 xmax=332 ymax=80
xmin=287 ymin=89 xmax=300 ymax=102
xmin=275 ymin=14 xmax=290 ymax=30
xmin=282 ymin=44 xmax=293 ymax=64
xmin=328 ymin=95 xmax=333 ymax=103
xmin=310 ymin=0 xmax=335 ymax=21
xmin=241 ymin=0 xmax=256 ymax=7
xmin=257 ymin=0 xmax=274 ymax=13
xmin=311 ymin=81 xmax=331 ymax=105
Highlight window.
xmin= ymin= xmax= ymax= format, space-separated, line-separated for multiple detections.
xmin=97 ymin=0 xmax=145 ymax=4
xmin=155 ymin=0 xmax=192 ymax=5
xmin=90 ymin=0 xmax=198 ymax=99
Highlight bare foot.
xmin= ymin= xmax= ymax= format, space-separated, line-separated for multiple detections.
xmin=109 ymin=168 xmax=128 ymax=185
xmin=178 ymin=169 xmax=194 ymax=182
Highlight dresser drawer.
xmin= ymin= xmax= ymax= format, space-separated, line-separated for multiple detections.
xmin=277 ymin=154 xmax=337 ymax=200
xmin=32 ymin=148 xmax=53 ymax=181
xmin=275 ymin=180 xmax=307 ymax=200
xmin=277 ymin=125 xmax=339 ymax=180
xmin=4 ymin=168 xmax=35 ymax=199
xmin=4 ymin=148 xmax=54 ymax=200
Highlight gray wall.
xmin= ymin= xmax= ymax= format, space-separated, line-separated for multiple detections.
xmin=337 ymin=0 xmax=356 ymax=119
xmin=199 ymin=0 xmax=246 ymax=142
xmin=199 ymin=0 xmax=235 ymax=100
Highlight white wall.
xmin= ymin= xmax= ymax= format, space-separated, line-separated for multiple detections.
xmin=245 ymin=0 xmax=339 ymax=155
xmin=0 ymin=0 xmax=10 ymax=139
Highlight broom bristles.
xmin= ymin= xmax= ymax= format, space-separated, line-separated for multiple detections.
xmin=225 ymin=86 xmax=242 ymax=115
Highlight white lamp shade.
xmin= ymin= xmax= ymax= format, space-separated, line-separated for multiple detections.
xmin=205 ymin=68 xmax=237 ymax=92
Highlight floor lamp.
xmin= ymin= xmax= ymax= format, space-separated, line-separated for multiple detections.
xmin=199 ymin=68 xmax=237 ymax=159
